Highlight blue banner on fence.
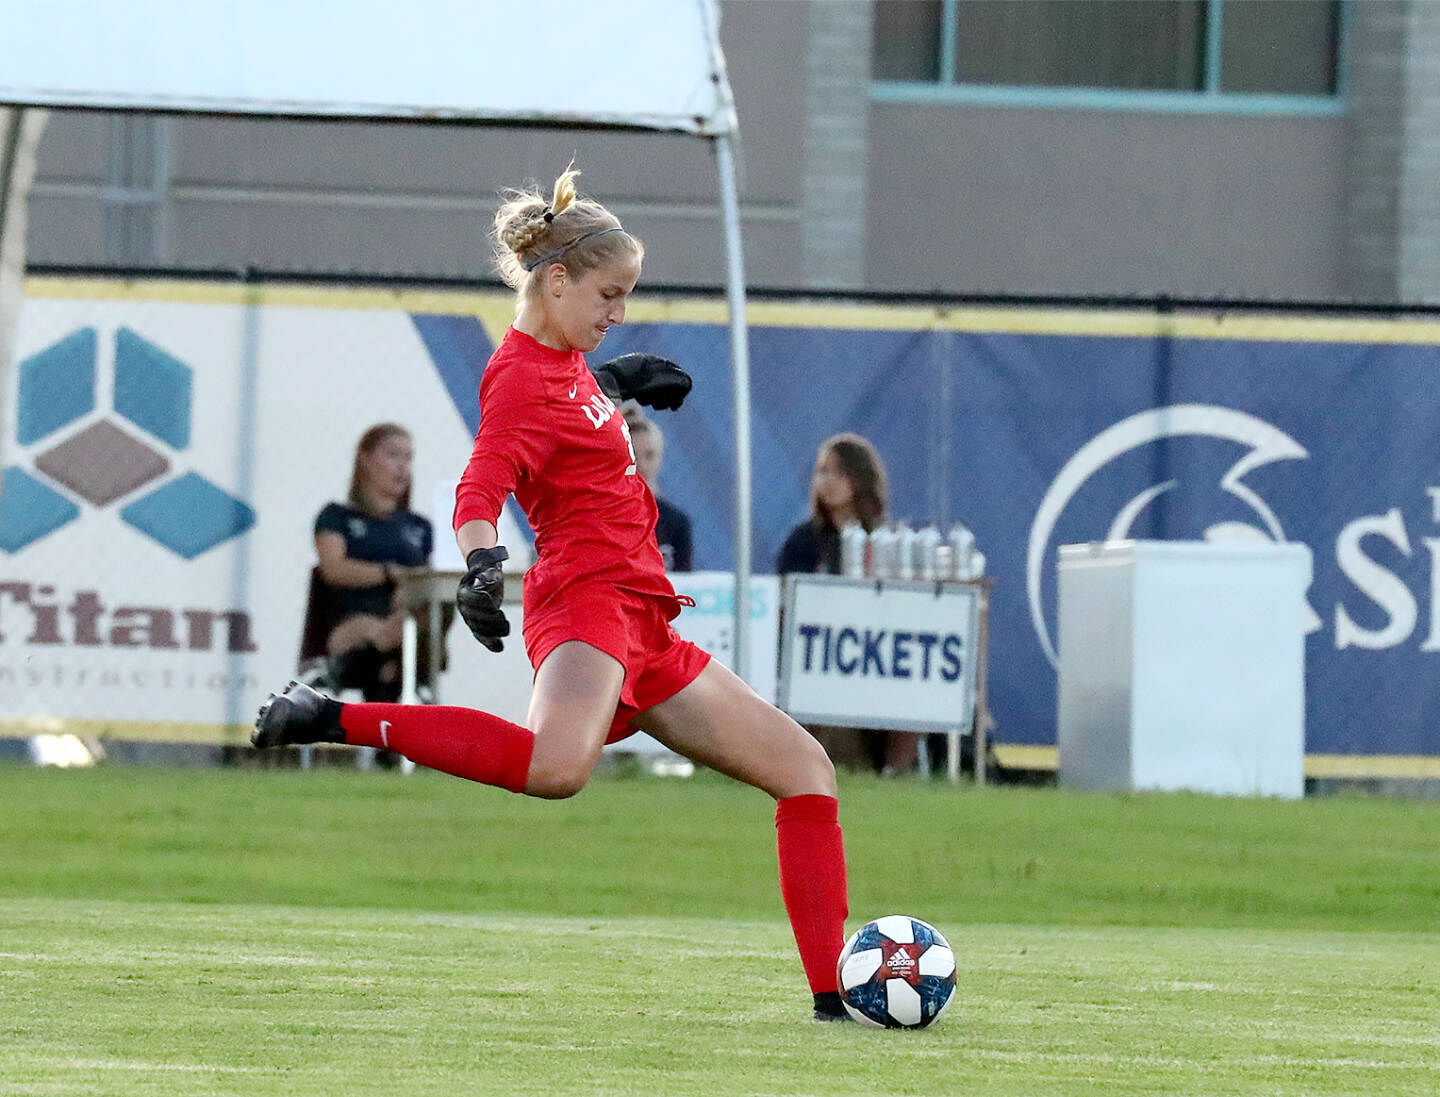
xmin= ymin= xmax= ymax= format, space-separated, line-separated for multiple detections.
xmin=409 ymin=306 xmax=1439 ymax=760
xmin=582 ymin=313 xmax=1440 ymax=761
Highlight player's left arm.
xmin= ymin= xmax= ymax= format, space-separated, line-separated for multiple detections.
xmin=454 ymin=363 xmax=556 ymax=536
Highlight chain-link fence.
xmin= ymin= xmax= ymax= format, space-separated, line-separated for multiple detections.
xmin=6 ymin=274 xmax=1440 ymax=775
xmin=1 ymin=276 xmax=524 ymax=748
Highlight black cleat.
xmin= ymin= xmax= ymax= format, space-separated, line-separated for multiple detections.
xmin=813 ymin=991 xmax=851 ymax=1022
xmin=252 ymin=681 xmax=344 ymax=748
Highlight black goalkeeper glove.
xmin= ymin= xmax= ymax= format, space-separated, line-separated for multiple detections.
xmin=456 ymin=546 xmax=510 ymax=653
xmin=592 ymin=353 xmax=692 ymax=411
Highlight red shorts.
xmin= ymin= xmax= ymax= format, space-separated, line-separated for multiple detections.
xmin=522 ymin=583 xmax=711 ymax=743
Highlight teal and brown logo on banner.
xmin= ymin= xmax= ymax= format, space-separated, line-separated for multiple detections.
xmin=1 ymin=327 xmax=254 ymax=558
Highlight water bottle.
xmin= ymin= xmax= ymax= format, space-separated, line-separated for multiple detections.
xmin=947 ymin=523 xmax=975 ymax=581
xmin=867 ymin=524 xmax=897 ymax=579
xmin=914 ymin=524 xmax=942 ymax=580
xmin=967 ymin=549 xmax=987 ymax=580
xmin=934 ymin=543 xmax=954 ymax=582
xmin=894 ymin=522 xmax=916 ymax=580
xmin=840 ymin=520 xmax=867 ymax=578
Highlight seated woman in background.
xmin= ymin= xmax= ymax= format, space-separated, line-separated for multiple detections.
xmin=777 ymin=432 xmax=886 ymax=575
xmin=777 ymin=432 xmax=919 ymax=776
xmin=310 ymin=423 xmax=433 ymax=702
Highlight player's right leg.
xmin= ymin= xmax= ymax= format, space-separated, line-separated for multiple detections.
xmin=252 ymin=641 xmax=621 ymax=798
xmin=635 ymin=661 xmax=849 ymax=1021
xmin=635 ymin=657 xmax=835 ymax=799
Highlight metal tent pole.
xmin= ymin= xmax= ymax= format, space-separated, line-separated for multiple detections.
xmin=715 ymin=132 xmax=752 ymax=684
xmin=0 ymin=108 xmax=48 ymax=515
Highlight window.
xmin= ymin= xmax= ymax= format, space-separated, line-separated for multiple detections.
xmin=1219 ymin=0 xmax=1339 ymax=94
xmin=872 ymin=0 xmax=1343 ymax=107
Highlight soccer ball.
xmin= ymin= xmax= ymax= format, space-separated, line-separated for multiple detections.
xmin=836 ymin=915 xmax=956 ymax=1028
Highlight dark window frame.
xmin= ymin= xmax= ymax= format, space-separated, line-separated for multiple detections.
xmin=871 ymin=0 xmax=1349 ymax=117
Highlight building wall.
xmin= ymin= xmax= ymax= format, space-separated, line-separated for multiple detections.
xmin=15 ymin=1 xmax=1406 ymax=304
xmin=1344 ymin=0 xmax=1440 ymax=304
xmin=865 ymin=103 xmax=1347 ymax=299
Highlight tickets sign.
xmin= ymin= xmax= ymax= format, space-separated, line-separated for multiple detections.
xmin=777 ymin=575 xmax=983 ymax=733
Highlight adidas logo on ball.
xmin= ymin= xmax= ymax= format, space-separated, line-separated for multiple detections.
xmin=837 ymin=915 xmax=957 ymax=1028
xmin=887 ymin=947 xmax=915 ymax=975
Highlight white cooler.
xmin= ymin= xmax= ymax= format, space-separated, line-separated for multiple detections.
xmin=1056 ymin=540 xmax=1312 ymax=799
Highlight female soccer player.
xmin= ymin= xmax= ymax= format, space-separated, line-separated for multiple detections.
xmin=254 ymin=168 xmax=852 ymax=1021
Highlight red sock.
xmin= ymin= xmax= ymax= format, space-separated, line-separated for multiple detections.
xmin=340 ymin=703 xmax=534 ymax=794
xmin=775 ymin=793 xmax=849 ymax=994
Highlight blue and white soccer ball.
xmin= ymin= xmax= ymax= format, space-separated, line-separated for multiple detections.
xmin=836 ymin=915 xmax=956 ymax=1028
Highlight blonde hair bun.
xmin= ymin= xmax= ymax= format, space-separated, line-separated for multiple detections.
xmin=491 ymin=166 xmax=641 ymax=292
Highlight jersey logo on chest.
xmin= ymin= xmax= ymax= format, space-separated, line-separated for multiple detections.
xmin=575 ymin=388 xmax=638 ymax=477
xmin=581 ymin=390 xmax=618 ymax=430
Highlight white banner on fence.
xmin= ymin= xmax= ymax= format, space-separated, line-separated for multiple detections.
xmin=778 ymin=575 xmax=982 ymax=734
xmin=1 ymin=283 xmax=783 ymax=746
xmin=2 ymin=289 xmax=474 ymax=739
xmin=670 ymin=571 xmax=780 ymax=705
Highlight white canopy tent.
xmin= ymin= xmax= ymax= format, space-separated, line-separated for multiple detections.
xmin=0 ymin=0 xmax=759 ymax=680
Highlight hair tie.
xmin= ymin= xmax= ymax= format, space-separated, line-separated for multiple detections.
xmin=521 ymin=225 xmax=627 ymax=272
xmin=542 ymin=209 xmax=554 ymax=223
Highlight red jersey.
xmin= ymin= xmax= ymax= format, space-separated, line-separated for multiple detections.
xmin=453 ymin=326 xmax=675 ymax=608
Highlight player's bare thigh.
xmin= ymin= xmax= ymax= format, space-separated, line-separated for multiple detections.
xmin=524 ymin=640 xmax=625 ymax=799
xmin=635 ymin=659 xmax=836 ymax=801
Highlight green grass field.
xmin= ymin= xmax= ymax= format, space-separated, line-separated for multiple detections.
xmin=1 ymin=764 xmax=1437 ymax=1096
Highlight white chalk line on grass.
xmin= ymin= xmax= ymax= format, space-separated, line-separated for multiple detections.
xmin=964 ymin=1047 xmax=1425 ymax=1072
xmin=16 ymin=1058 xmax=269 ymax=1074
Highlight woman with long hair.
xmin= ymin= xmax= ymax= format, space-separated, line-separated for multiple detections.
xmin=778 ymin=433 xmax=920 ymax=775
xmin=777 ymin=432 xmax=888 ymax=576
xmin=310 ymin=423 xmax=431 ymax=701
